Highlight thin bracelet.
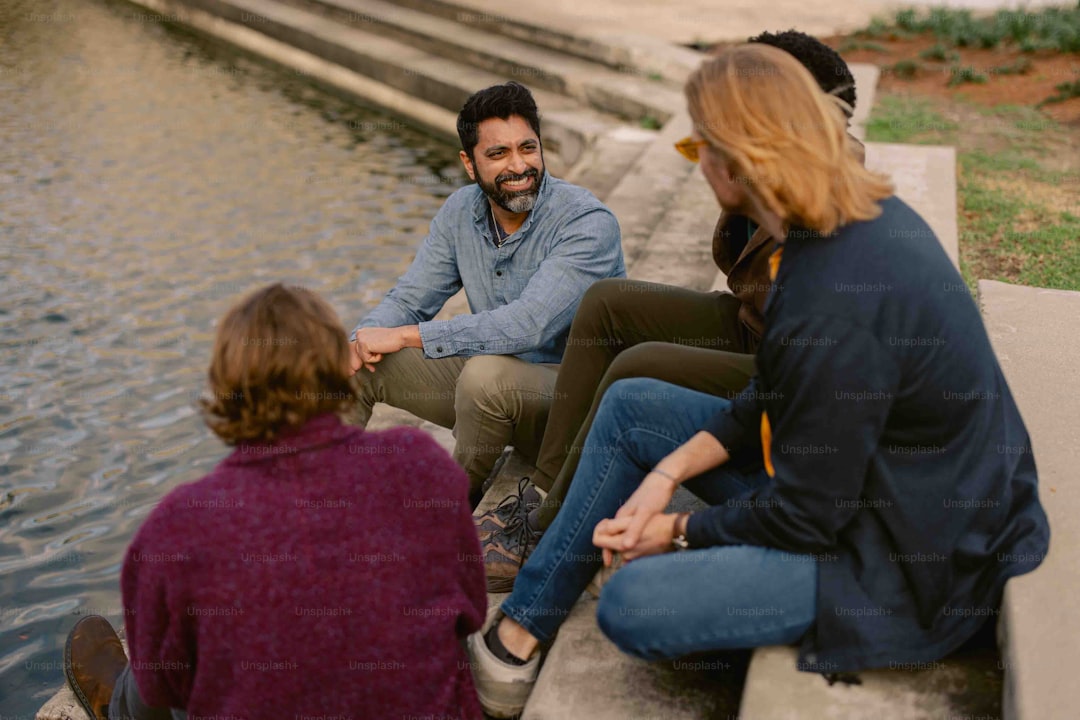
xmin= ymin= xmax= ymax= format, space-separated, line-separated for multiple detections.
xmin=650 ymin=467 xmax=678 ymax=483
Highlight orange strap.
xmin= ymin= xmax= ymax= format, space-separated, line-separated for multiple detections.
xmin=760 ymin=244 xmax=783 ymax=477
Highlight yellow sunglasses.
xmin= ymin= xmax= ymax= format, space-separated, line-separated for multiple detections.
xmin=674 ymin=136 xmax=710 ymax=163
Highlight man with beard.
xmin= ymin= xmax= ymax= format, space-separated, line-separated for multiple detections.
xmin=349 ymin=82 xmax=625 ymax=507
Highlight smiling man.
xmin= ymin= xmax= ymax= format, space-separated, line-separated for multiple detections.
xmin=349 ymin=82 xmax=625 ymax=506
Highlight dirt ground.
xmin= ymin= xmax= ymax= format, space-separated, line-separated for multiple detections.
xmin=823 ymin=33 xmax=1080 ymax=124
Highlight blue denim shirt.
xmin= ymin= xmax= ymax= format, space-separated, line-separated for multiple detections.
xmin=352 ymin=174 xmax=625 ymax=363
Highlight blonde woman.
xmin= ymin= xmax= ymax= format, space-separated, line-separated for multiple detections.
xmin=466 ymin=44 xmax=1049 ymax=718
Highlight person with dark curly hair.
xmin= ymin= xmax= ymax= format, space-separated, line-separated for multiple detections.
xmin=62 ymin=284 xmax=487 ymax=720
xmin=477 ymin=29 xmax=864 ymax=594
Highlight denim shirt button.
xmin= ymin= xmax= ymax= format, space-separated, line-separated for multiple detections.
xmin=435 ymin=346 xmax=444 ymax=353
xmin=495 ymin=270 xmax=502 ymax=277
xmin=479 ymin=343 xmax=486 ymax=351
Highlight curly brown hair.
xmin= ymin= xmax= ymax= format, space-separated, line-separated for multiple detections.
xmin=200 ymin=283 xmax=357 ymax=444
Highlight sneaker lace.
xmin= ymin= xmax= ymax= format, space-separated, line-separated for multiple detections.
xmin=489 ymin=476 xmax=533 ymax=522
xmin=497 ymin=478 xmax=541 ymax=564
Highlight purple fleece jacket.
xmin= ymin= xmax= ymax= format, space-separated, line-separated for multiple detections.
xmin=121 ymin=413 xmax=486 ymax=719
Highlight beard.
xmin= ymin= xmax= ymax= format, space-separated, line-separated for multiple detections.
xmin=476 ymin=164 xmax=544 ymax=213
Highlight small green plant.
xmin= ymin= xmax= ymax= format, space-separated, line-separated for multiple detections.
xmin=989 ymin=57 xmax=1032 ymax=76
xmin=646 ymin=71 xmax=664 ymax=82
xmin=891 ymin=59 xmax=921 ymax=79
xmin=894 ymin=9 xmax=922 ymax=32
xmin=858 ymin=6 xmax=1080 ymax=52
xmin=947 ymin=65 xmax=989 ymax=87
xmin=639 ymin=115 xmax=661 ymax=130
xmin=861 ymin=17 xmax=891 ymax=39
xmin=918 ymin=43 xmax=958 ymax=62
xmin=1038 ymin=80 xmax=1080 ymax=107
xmin=839 ymin=40 xmax=888 ymax=53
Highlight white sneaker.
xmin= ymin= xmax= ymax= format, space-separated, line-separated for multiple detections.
xmin=467 ymin=606 xmax=541 ymax=718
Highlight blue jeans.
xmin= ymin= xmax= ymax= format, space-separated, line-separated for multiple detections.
xmin=501 ymin=378 xmax=818 ymax=659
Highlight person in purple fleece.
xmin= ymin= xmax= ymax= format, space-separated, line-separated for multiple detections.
xmin=63 ymin=283 xmax=487 ymax=720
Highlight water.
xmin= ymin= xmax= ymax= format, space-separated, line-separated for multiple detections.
xmin=0 ymin=0 xmax=466 ymax=711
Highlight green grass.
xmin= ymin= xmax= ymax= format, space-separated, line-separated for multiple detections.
xmin=864 ymin=95 xmax=958 ymax=143
xmin=963 ymin=150 xmax=1044 ymax=176
xmin=959 ymin=179 xmax=1080 ymax=288
xmin=866 ymin=94 xmax=1080 ymax=290
xmin=857 ymin=6 xmax=1080 ymax=52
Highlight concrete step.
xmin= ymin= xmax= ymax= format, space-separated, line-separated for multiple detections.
xmin=978 ymin=280 xmax=1080 ymax=720
xmin=627 ymin=166 xmax=717 ymax=292
xmin=171 ymin=0 xmax=625 ymax=167
xmin=280 ymin=0 xmax=685 ymax=126
xmin=602 ymin=111 xmax=698 ymax=269
xmin=522 ymin=594 xmax=747 ymax=719
xmin=563 ymin=125 xmax=660 ymax=203
xmin=848 ymin=63 xmax=880 ymax=142
xmin=738 ymin=642 xmax=1002 ymax=720
xmin=383 ymin=0 xmax=708 ymax=85
xmin=36 ymin=638 xmax=130 ymax=720
xmin=864 ymin=143 xmax=959 ymax=268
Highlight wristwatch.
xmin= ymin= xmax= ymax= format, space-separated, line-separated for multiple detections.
xmin=671 ymin=512 xmax=691 ymax=551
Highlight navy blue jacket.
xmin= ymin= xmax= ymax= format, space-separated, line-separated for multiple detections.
xmin=690 ymin=196 xmax=1050 ymax=672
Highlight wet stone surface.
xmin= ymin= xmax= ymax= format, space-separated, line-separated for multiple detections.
xmin=0 ymin=0 xmax=466 ymax=711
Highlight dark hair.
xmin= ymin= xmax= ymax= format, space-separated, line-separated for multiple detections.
xmin=456 ymin=82 xmax=541 ymax=159
xmin=747 ymin=30 xmax=857 ymax=115
xmin=200 ymin=283 xmax=357 ymax=444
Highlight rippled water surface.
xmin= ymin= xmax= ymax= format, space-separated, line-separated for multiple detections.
xmin=0 ymin=0 xmax=466 ymax=710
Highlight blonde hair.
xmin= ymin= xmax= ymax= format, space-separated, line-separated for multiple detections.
xmin=686 ymin=44 xmax=893 ymax=235
xmin=200 ymin=283 xmax=357 ymax=444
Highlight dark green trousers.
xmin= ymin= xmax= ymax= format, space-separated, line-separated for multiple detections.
xmin=533 ymin=278 xmax=759 ymax=529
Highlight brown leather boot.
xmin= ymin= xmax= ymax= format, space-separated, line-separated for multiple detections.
xmin=64 ymin=615 xmax=128 ymax=720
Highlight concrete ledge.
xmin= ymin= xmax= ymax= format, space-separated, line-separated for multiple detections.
xmin=389 ymin=0 xmax=708 ymax=85
xmin=978 ymin=280 xmax=1080 ymax=720
xmin=36 ymin=639 xmax=130 ymax=720
xmin=738 ymin=644 xmax=1001 ymax=720
xmin=564 ymin=125 xmax=659 ymax=201
xmin=522 ymin=595 xmax=746 ymax=719
xmin=120 ymin=0 xmax=595 ymax=168
xmin=122 ymin=0 xmax=461 ymax=142
xmin=603 ymin=112 xmax=697 ymax=267
xmin=627 ymin=168 xmax=717 ymax=291
xmin=864 ymin=143 xmax=959 ymax=268
xmin=293 ymin=0 xmax=684 ymax=124
xmin=848 ymin=63 xmax=880 ymax=142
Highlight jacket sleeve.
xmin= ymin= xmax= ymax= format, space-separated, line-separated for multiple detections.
xmin=702 ymin=375 xmax=765 ymax=460
xmin=121 ymin=512 xmax=195 ymax=708
xmin=351 ymin=210 xmax=462 ymax=338
xmin=417 ymin=207 xmax=622 ymax=358
xmin=688 ymin=315 xmax=900 ymax=552
xmin=712 ymin=212 xmax=737 ymax=274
